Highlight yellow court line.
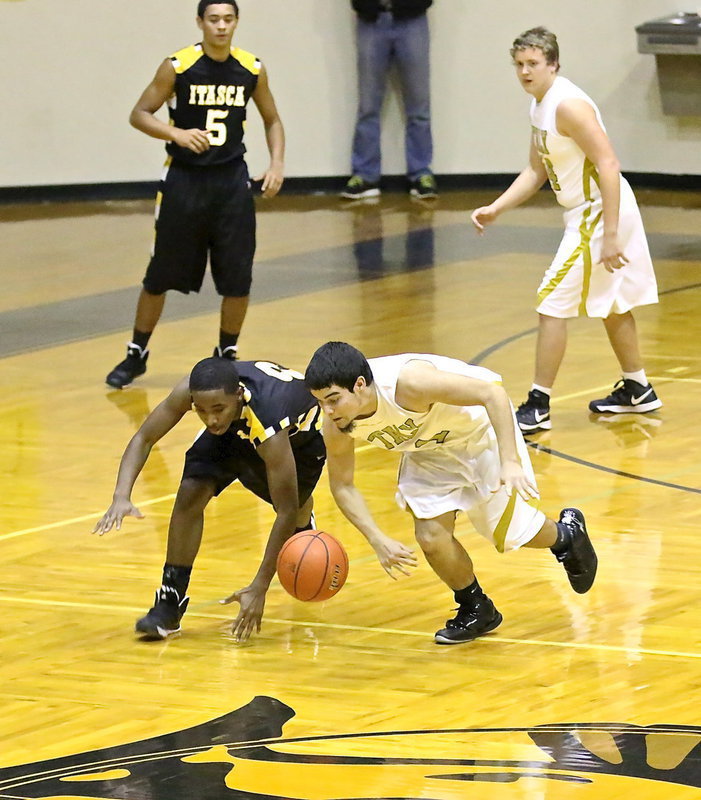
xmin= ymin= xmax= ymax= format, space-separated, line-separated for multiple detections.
xmin=0 ymin=494 xmax=177 ymax=542
xmin=646 ymin=355 xmax=698 ymax=363
xmin=0 ymin=393 xmax=685 ymax=543
xmin=0 ymin=442 xmax=376 ymax=541
xmin=2 ymin=594 xmax=700 ymax=661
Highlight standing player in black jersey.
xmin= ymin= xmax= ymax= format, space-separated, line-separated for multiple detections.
xmin=94 ymin=357 xmax=325 ymax=642
xmin=106 ymin=1 xmax=285 ymax=389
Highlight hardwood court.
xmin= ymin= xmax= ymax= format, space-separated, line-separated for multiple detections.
xmin=1 ymin=190 xmax=700 ymax=799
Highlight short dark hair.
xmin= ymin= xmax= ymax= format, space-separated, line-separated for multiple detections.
xmin=189 ymin=357 xmax=240 ymax=395
xmin=510 ymin=26 xmax=560 ymax=70
xmin=197 ymin=1 xmax=239 ymax=19
xmin=305 ymin=342 xmax=374 ymax=392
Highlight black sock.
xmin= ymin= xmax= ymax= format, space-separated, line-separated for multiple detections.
xmin=162 ymin=564 xmax=192 ymax=599
xmin=294 ymin=519 xmax=313 ymax=534
xmin=551 ymin=523 xmax=570 ymax=554
xmin=219 ymin=330 xmax=239 ymax=352
xmin=454 ymin=578 xmax=484 ymax=606
xmin=132 ymin=329 xmax=151 ymax=351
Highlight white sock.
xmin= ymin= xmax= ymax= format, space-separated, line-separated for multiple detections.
xmin=622 ymin=369 xmax=647 ymax=386
xmin=531 ymin=383 xmax=552 ymax=397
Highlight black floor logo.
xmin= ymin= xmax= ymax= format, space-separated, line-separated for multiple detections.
xmin=1 ymin=696 xmax=700 ymax=798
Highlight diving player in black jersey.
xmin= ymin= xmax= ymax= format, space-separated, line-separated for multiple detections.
xmin=106 ymin=2 xmax=285 ymax=389
xmin=95 ymin=357 xmax=325 ymax=643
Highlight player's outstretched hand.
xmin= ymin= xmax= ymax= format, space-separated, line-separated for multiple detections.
xmin=221 ymin=583 xmax=266 ymax=643
xmin=500 ymin=461 xmax=540 ymax=501
xmin=93 ymin=498 xmax=144 ymax=535
xmin=470 ymin=205 xmax=499 ymax=235
xmin=255 ymin=164 xmax=284 ymax=198
xmin=372 ymin=535 xmax=418 ymax=580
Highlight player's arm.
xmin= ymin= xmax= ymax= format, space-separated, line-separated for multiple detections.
xmin=223 ymin=429 xmax=300 ymax=642
xmin=251 ymin=63 xmax=285 ymax=197
xmin=397 ymin=362 xmax=539 ymax=501
xmin=323 ymin=417 xmax=417 ymax=579
xmin=93 ymin=378 xmax=192 ymax=535
xmin=129 ymin=59 xmax=211 ymax=154
xmin=557 ymin=99 xmax=623 ymax=272
xmin=471 ymin=140 xmax=548 ymax=233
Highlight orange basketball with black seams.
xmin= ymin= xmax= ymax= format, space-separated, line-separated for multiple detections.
xmin=276 ymin=530 xmax=349 ymax=601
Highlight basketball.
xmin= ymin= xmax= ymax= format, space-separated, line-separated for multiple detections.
xmin=276 ymin=530 xmax=349 ymax=602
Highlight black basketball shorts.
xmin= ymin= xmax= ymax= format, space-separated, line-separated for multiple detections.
xmin=181 ymin=429 xmax=326 ymax=505
xmin=143 ymin=158 xmax=256 ymax=297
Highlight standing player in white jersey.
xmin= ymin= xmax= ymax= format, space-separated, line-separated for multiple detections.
xmin=305 ymin=341 xmax=597 ymax=645
xmin=471 ymin=27 xmax=661 ymax=434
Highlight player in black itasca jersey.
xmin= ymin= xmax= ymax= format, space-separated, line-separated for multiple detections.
xmin=95 ymin=358 xmax=325 ymax=643
xmin=105 ymin=1 xmax=285 ymax=390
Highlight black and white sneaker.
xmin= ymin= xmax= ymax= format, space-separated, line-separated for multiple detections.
xmin=106 ymin=343 xmax=148 ymax=389
xmin=434 ymin=597 xmax=502 ymax=645
xmin=552 ymin=508 xmax=597 ymax=594
xmin=409 ymin=173 xmax=438 ymax=199
xmin=515 ymin=389 xmax=551 ymax=434
xmin=213 ymin=345 xmax=238 ymax=360
xmin=340 ymin=175 xmax=380 ymax=199
xmin=589 ymin=379 xmax=662 ymax=414
xmin=135 ymin=586 xmax=190 ymax=640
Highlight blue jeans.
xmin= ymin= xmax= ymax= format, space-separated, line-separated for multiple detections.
xmin=351 ymin=11 xmax=433 ymax=182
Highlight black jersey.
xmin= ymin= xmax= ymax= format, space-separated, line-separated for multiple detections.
xmin=228 ymin=361 xmax=322 ymax=449
xmin=166 ymin=44 xmax=260 ymax=166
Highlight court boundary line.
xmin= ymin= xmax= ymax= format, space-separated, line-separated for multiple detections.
xmin=470 ymin=280 xmax=701 ymax=495
xmin=527 ymin=442 xmax=701 ymax=495
xmin=1 ymin=594 xmax=699 ymax=661
xmin=0 ymin=494 xmax=176 ymax=542
xmin=3 ymin=279 xmax=699 ymax=541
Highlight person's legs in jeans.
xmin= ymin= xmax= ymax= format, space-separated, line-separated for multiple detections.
xmin=351 ymin=13 xmax=394 ymax=182
xmin=394 ymin=13 xmax=432 ymax=179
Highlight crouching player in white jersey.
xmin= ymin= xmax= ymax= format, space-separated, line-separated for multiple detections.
xmin=471 ymin=27 xmax=661 ymax=434
xmin=305 ymin=341 xmax=597 ymax=645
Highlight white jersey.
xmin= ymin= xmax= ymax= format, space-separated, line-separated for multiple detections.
xmin=531 ymin=75 xmax=625 ymax=211
xmin=344 ymin=354 xmax=545 ymax=546
xmin=529 ymin=77 xmax=658 ymax=319
xmin=347 ymin=354 xmax=500 ymax=456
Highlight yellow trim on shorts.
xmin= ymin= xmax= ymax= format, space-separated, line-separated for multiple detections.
xmin=576 ymin=159 xmax=602 ymax=313
xmin=537 ymin=205 xmax=602 ymax=311
xmin=537 ymin=157 xmax=603 ymax=310
xmin=493 ymin=490 xmax=517 ymax=554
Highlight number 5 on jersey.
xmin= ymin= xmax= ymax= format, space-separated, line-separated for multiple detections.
xmin=206 ymin=109 xmax=229 ymax=146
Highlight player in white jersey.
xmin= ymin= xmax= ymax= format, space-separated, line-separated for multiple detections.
xmin=471 ymin=27 xmax=661 ymax=434
xmin=305 ymin=341 xmax=597 ymax=645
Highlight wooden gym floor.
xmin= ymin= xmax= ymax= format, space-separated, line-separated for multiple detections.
xmin=1 ymin=189 xmax=700 ymax=799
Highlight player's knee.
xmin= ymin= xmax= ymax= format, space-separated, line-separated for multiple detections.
xmin=174 ymin=478 xmax=216 ymax=512
xmin=414 ymin=524 xmax=451 ymax=555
